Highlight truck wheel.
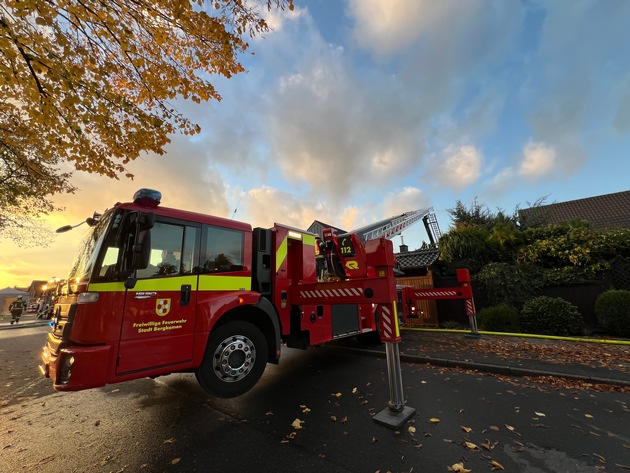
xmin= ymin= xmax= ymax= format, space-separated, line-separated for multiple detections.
xmin=195 ymin=321 xmax=268 ymax=398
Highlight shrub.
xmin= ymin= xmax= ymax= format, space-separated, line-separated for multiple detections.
xmin=441 ymin=320 xmax=462 ymax=330
xmin=520 ymin=296 xmax=583 ymax=336
xmin=477 ymin=262 xmax=541 ymax=309
xmin=477 ymin=304 xmax=520 ymax=333
xmin=594 ymin=290 xmax=630 ymax=336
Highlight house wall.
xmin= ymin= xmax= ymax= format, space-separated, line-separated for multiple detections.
xmin=396 ymin=272 xmax=439 ymax=327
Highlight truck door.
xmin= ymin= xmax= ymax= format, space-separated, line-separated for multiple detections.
xmin=117 ymin=220 xmax=200 ymax=374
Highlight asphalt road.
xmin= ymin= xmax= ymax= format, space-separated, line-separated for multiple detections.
xmin=1 ymin=326 xmax=629 ymax=472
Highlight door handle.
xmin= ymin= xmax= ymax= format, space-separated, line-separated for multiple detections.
xmin=180 ymin=284 xmax=192 ymax=306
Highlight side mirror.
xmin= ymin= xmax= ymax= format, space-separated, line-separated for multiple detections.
xmin=139 ymin=212 xmax=155 ymax=231
xmin=123 ymin=211 xmax=154 ymax=276
xmin=132 ymin=230 xmax=152 ymax=270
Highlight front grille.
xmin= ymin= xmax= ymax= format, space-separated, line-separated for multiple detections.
xmin=46 ymin=298 xmax=77 ymax=355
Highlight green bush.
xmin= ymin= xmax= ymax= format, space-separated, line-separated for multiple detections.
xmin=477 ymin=303 xmax=520 ymax=332
xmin=441 ymin=320 xmax=462 ymax=330
xmin=477 ymin=262 xmax=541 ymax=309
xmin=594 ymin=290 xmax=630 ymax=336
xmin=520 ymin=296 xmax=583 ymax=336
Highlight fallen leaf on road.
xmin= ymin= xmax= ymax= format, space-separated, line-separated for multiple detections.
xmin=464 ymin=441 xmax=479 ymax=450
xmin=292 ymin=418 xmax=304 ymax=429
xmin=534 ymin=411 xmax=546 ymax=417
xmin=448 ymin=462 xmax=471 ymax=472
xmin=491 ymin=460 xmax=504 ymax=470
xmin=171 ymin=458 xmax=180 ymax=465
xmin=163 ymin=437 xmax=176 ymax=444
xmin=429 ymin=418 xmax=441 ymax=424
xmin=461 ymin=426 xmax=472 ymax=433
xmin=482 ymin=441 xmax=494 ymax=450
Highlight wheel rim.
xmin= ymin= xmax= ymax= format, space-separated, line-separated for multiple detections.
xmin=213 ymin=334 xmax=256 ymax=382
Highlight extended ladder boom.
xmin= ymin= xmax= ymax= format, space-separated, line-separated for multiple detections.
xmin=351 ymin=208 xmax=434 ymax=242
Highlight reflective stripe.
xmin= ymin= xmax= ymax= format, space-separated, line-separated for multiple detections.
xmin=303 ymin=234 xmax=316 ymax=247
xmin=88 ymin=282 xmax=127 ymax=292
xmin=393 ymin=301 xmax=400 ymax=338
xmin=89 ymin=275 xmax=248 ymax=292
xmin=276 ymin=236 xmax=288 ymax=272
xmin=276 ymin=232 xmax=315 ymax=273
xmin=134 ymin=276 xmax=197 ymax=291
xmin=198 ymin=275 xmax=251 ymax=291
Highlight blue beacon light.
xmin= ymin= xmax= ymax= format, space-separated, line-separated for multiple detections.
xmin=133 ymin=189 xmax=162 ymax=208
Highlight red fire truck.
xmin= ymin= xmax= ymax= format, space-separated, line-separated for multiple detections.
xmin=40 ymin=189 xmax=403 ymax=399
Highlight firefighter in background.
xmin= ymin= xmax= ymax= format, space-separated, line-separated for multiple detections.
xmin=9 ymin=295 xmax=26 ymax=325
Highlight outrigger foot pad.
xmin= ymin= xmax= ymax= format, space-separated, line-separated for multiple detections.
xmin=373 ymin=406 xmax=416 ymax=429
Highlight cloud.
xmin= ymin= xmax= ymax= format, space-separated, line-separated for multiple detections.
xmin=347 ymin=0 xmax=447 ymax=56
xmin=613 ymin=75 xmax=630 ymax=134
xmin=522 ymin=1 xmax=630 ymax=176
xmin=264 ymin=39 xmax=427 ymax=201
xmin=425 ymin=145 xmax=483 ymax=192
xmin=243 ymin=187 xmax=317 ymax=229
xmin=383 ymin=187 xmax=431 ymax=215
xmin=518 ymin=141 xmax=556 ymax=181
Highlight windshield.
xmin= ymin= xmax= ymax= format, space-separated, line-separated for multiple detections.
xmin=67 ymin=210 xmax=118 ymax=283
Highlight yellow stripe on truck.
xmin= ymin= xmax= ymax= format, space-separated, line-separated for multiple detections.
xmin=88 ymin=282 xmax=127 ymax=292
xmin=276 ymin=236 xmax=288 ymax=273
xmin=133 ymin=276 xmax=198 ymax=291
xmin=198 ymin=275 xmax=251 ymax=291
xmin=88 ymin=275 xmax=249 ymax=293
xmin=303 ymin=234 xmax=316 ymax=248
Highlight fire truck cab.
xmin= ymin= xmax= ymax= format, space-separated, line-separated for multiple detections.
xmin=40 ymin=189 xmax=399 ymax=398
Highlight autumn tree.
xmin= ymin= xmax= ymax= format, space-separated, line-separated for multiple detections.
xmin=0 ymin=0 xmax=293 ymax=242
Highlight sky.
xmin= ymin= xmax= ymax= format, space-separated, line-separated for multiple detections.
xmin=2 ymin=0 xmax=630 ymax=289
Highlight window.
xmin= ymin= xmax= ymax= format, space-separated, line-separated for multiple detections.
xmin=200 ymin=226 xmax=244 ymax=273
xmin=136 ymin=222 xmax=199 ymax=279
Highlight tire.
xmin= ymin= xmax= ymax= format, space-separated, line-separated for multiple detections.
xmin=195 ymin=321 xmax=268 ymax=398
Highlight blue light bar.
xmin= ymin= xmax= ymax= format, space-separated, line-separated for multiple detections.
xmin=133 ymin=188 xmax=162 ymax=207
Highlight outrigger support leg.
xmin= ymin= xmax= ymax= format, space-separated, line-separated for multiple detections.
xmin=373 ymin=304 xmax=416 ymax=429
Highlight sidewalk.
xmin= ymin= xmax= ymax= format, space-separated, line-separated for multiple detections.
xmin=0 ymin=312 xmax=50 ymax=330
xmin=331 ymin=328 xmax=630 ymax=389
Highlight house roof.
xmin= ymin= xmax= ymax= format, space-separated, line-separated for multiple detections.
xmin=395 ymin=245 xmax=441 ymax=269
xmin=0 ymin=287 xmax=29 ymax=297
xmin=518 ymin=190 xmax=630 ymax=229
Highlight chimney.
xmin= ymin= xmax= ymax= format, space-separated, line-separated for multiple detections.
xmin=399 ymin=236 xmax=408 ymax=253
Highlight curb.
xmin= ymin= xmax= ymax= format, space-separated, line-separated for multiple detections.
xmin=402 ymin=327 xmax=630 ymax=346
xmin=0 ymin=320 xmax=50 ymax=331
xmin=326 ymin=345 xmax=630 ymax=389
